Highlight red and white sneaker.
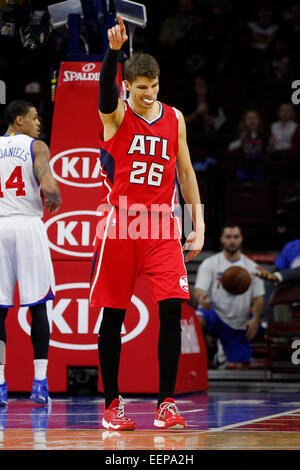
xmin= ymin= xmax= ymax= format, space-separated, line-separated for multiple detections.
xmin=154 ymin=398 xmax=187 ymax=429
xmin=102 ymin=396 xmax=136 ymax=431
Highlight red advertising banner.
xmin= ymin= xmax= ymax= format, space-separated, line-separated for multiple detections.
xmin=5 ymin=266 xmax=207 ymax=393
xmin=45 ymin=61 xmax=124 ymax=261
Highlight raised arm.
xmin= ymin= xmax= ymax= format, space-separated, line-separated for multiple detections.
xmin=32 ymin=140 xmax=61 ymax=214
xmin=99 ymin=15 xmax=128 ymax=138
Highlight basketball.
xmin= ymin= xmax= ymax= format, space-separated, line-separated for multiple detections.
xmin=220 ymin=266 xmax=251 ymax=295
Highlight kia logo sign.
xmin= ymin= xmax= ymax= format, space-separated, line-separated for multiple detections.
xmin=44 ymin=210 xmax=100 ymax=258
xmin=50 ymin=148 xmax=102 ymax=188
xmin=17 ymin=283 xmax=149 ymax=350
xmin=82 ymin=63 xmax=96 ymax=72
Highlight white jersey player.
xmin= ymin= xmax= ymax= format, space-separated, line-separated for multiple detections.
xmin=0 ymin=100 xmax=61 ymax=406
xmin=194 ymin=224 xmax=265 ymax=369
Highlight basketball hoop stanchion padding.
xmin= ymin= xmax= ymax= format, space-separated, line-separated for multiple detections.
xmin=5 ymin=61 xmax=208 ymax=393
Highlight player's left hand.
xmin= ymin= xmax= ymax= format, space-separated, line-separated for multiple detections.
xmin=183 ymin=227 xmax=204 ymax=262
xmin=45 ymin=199 xmax=60 ymax=214
xmin=244 ymin=317 xmax=259 ymax=340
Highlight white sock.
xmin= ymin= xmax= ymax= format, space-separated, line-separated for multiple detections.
xmin=34 ymin=359 xmax=48 ymax=381
xmin=0 ymin=365 xmax=5 ymax=385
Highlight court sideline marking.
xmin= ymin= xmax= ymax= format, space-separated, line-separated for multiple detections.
xmin=207 ymin=407 xmax=300 ymax=432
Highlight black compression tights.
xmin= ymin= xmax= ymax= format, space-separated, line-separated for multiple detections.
xmin=30 ymin=303 xmax=50 ymax=359
xmin=0 ymin=308 xmax=8 ymax=345
xmin=98 ymin=307 xmax=126 ymax=409
xmin=157 ymin=298 xmax=182 ymax=407
xmin=98 ymin=299 xmax=182 ymax=409
xmin=0 ymin=303 xmax=49 ymax=360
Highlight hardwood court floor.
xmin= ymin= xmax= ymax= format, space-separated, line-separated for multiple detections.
xmin=1 ymin=391 xmax=300 ymax=450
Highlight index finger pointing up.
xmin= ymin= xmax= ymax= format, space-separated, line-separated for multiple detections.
xmin=117 ymin=14 xmax=126 ymax=32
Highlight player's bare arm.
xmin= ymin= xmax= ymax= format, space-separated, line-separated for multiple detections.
xmin=176 ymin=111 xmax=205 ymax=262
xmin=33 ymin=140 xmax=61 ymax=213
xmin=244 ymin=295 xmax=264 ymax=339
xmin=99 ymin=15 xmax=128 ymax=139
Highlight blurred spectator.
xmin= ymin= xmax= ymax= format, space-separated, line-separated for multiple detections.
xmin=204 ymin=1 xmax=235 ymax=77
xmin=265 ymin=103 xmax=300 ymax=180
xmin=158 ymin=0 xmax=206 ymax=75
xmin=193 ymin=224 xmax=265 ymax=369
xmin=247 ymin=2 xmax=279 ymax=51
xmin=257 ymin=234 xmax=300 ymax=322
xmin=159 ymin=0 xmax=202 ymax=47
xmin=268 ymin=36 xmax=293 ymax=81
xmin=275 ymin=236 xmax=300 ymax=270
xmin=235 ymin=2 xmax=280 ymax=80
xmin=281 ymin=2 xmax=300 ymax=75
xmin=269 ymin=103 xmax=299 ymax=151
xmin=271 ymin=209 xmax=294 ymax=250
xmin=184 ymin=76 xmax=227 ymax=138
xmin=228 ymin=110 xmax=268 ymax=181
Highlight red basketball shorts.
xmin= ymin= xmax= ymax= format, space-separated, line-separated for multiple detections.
xmin=89 ymin=207 xmax=190 ymax=308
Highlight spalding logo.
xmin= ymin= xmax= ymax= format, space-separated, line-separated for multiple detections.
xmin=82 ymin=63 xmax=96 ymax=72
xmin=44 ymin=210 xmax=101 ymax=258
xmin=17 ymin=283 xmax=149 ymax=350
xmin=50 ymin=148 xmax=102 ymax=188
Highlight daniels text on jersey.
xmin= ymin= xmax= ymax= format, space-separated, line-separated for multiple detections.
xmin=0 ymin=146 xmax=29 ymax=161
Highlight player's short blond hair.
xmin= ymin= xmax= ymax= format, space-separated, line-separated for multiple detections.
xmin=124 ymin=52 xmax=160 ymax=83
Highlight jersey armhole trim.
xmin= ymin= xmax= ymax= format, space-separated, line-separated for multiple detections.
xmin=30 ymin=139 xmax=36 ymax=164
xmin=172 ymin=107 xmax=179 ymax=120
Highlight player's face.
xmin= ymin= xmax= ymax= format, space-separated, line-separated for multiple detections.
xmin=125 ymin=76 xmax=159 ymax=112
xmin=221 ymin=227 xmax=243 ymax=254
xmin=19 ymin=107 xmax=41 ymax=138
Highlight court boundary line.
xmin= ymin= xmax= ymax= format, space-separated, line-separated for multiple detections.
xmin=207 ymin=407 xmax=300 ymax=432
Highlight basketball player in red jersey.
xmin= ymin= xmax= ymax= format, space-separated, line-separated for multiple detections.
xmin=90 ymin=16 xmax=205 ymax=430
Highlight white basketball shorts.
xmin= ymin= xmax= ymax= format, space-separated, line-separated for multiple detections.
xmin=0 ymin=215 xmax=55 ymax=307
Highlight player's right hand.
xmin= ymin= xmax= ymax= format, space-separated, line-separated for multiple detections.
xmin=108 ymin=14 xmax=128 ymax=50
xmin=254 ymin=266 xmax=277 ymax=281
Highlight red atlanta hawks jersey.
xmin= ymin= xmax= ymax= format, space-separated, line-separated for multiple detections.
xmin=98 ymin=100 xmax=179 ymax=212
xmin=0 ymin=133 xmax=43 ymax=217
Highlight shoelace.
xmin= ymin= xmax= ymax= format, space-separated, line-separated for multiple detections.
xmin=158 ymin=401 xmax=180 ymax=419
xmin=35 ymin=383 xmax=45 ymax=394
xmin=113 ymin=395 xmax=127 ymax=420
